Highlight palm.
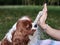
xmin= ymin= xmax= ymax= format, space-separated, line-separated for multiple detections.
xmin=40 ymin=3 xmax=47 ymax=24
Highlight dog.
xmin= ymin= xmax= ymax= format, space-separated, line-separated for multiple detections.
xmin=1 ymin=16 xmax=36 ymax=45
xmin=12 ymin=17 xmax=35 ymax=45
xmin=2 ymin=10 xmax=44 ymax=45
xmin=3 ymin=11 xmax=43 ymax=45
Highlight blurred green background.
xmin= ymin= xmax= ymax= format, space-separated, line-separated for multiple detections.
xmin=0 ymin=6 xmax=60 ymax=40
xmin=0 ymin=0 xmax=60 ymax=40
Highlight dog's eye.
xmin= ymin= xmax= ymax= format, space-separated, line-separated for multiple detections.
xmin=26 ymin=24 xmax=32 ymax=30
xmin=34 ymin=24 xmax=37 ymax=27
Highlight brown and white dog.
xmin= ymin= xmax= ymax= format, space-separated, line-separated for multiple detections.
xmin=1 ymin=10 xmax=43 ymax=45
xmin=12 ymin=17 xmax=35 ymax=45
xmin=1 ymin=16 xmax=36 ymax=45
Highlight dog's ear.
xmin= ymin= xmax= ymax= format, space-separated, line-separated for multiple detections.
xmin=16 ymin=20 xmax=23 ymax=30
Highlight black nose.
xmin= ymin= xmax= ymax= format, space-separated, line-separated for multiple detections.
xmin=34 ymin=24 xmax=37 ymax=27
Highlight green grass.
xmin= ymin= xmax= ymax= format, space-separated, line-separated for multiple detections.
xmin=0 ymin=6 xmax=60 ymax=40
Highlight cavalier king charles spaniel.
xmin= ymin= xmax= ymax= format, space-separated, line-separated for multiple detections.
xmin=1 ymin=4 xmax=48 ymax=45
xmin=1 ymin=16 xmax=36 ymax=45
xmin=1 ymin=10 xmax=43 ymax=45
xmin=12 ymin=17 xmax=35 ymax=45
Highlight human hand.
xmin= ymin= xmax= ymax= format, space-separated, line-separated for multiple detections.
xmin=38 ymin=3 xmax=47 ymax=29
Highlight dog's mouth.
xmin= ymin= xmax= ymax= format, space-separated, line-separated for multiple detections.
xmin=30 ymin=30 xmax=36 ymax=36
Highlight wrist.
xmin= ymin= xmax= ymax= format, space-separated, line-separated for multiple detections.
xmin=41 ymin=24 xmax=48 ymax=30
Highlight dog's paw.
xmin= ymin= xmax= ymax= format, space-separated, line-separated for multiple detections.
xmin=38 ymin=11 xmax=43 ymax=16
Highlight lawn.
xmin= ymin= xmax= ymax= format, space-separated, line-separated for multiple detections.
xmin=0 ymin=6 xmax=60 ymax=40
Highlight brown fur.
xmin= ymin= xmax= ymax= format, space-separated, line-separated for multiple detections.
xmin=1 ymin=38 xmax=12 ymax=45
xmin=1 ymin=17 xmax=35 ymax=45
xmin=12 ymin=19 xmax=35 ymax=45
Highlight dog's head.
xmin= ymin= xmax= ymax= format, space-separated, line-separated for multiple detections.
xmin=16 ymin=16 xmax=36 ymax=35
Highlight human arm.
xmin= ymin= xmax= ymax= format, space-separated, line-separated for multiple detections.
xmin=38 ymin=3 xmax=60 ymax=40
xmin=41 ymin=24 xmax=60 ymax=40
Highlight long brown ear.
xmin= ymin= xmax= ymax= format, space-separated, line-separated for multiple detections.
xmin=12 ymin=31 xmax=16 ymax=41
xmin=16 ymin=20 xmax=23 ymax=30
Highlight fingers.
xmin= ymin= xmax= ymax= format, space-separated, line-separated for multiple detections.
xmin=40 ymin=3 xmax=47 ymax=23
xmin=37 ymin=3 xmax=48 ymax=26
xmin=43 ymin=3 xmax=47 ymax=12
xmin=39 ymin=11 xmax=47 ymax=24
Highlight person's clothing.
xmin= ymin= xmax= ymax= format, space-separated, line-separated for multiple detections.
xmin=37 ymin=11 xmax=45 ymax=40
xmin=36 ymin=39 xmax=60 ymax=45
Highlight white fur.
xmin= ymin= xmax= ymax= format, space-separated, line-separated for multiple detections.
xmin=4 ymin=23 xmax=17 ymax=42
xmin=28 ymin=11 xmax=43 ymax=45
xmin=4 ymin=11 xmax=43 ymax=45
xmin=4 ymin=16 xmax=31 ymax=42
xmin=20 ymin=16 xmax=30 ymax=20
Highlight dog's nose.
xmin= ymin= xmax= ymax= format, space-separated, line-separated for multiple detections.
xmin=34 ymin=24 xmax=37 ymax=28
xmin=32 ymin=23 xmax=37 ymax=30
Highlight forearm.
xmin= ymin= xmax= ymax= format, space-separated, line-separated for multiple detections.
xmin=44 ymin=24 xmax=60 ymax=40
